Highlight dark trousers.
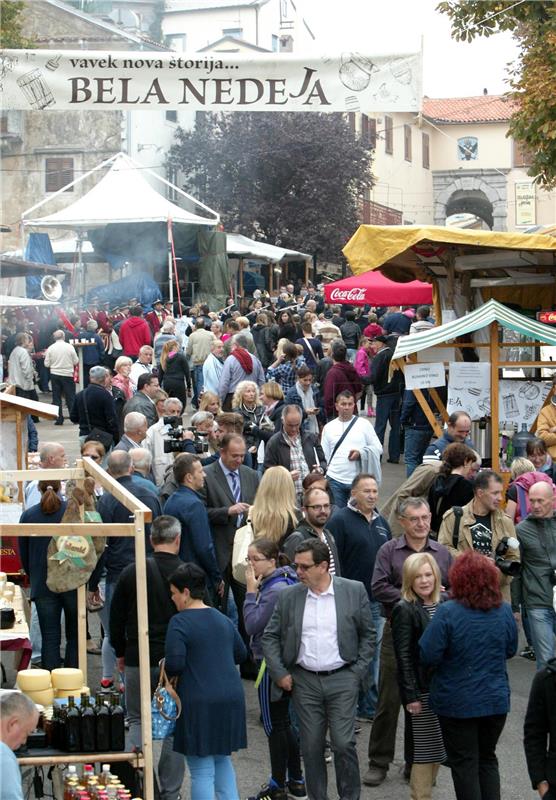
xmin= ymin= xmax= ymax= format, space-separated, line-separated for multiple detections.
xmin=368 ymin=623 xmax=412 ymax=769
xmin=374 ymin=393 xmax=401 ymax=461
xmin=34 ymin=590 xmax=78 ymax=671
xmin=438 ymin=713 xmax=507 ymax=800
xmin=292 ymin=665 xmax=360 ymax=800
xmin=258 ymin=664 xmax=302 ymax=787
xmin=51 ymin=374 xmax=76 ymax=421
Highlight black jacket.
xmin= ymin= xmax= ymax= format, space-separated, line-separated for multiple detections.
xmin=282 ymin=519 xmax=341 ymax=575
xmin=263 ymin=430 xmax=326 ymax=473
xmin=160 ymin=352 xmax=191 ymax=389
xmin=70 ymin=382 xmax=120 ymax=441
xmin=370 ymin=344 xmax=404 ymax=396
xmin=252 ymin=324 xmax=275 ymax=368
xmin=524 ymin=657 xmax=556 ymax=791
xmin=109 ymin=551 xmax=182 ymax=667
xmin=340 ymin=320 xmax=361 ymax=349
xmin=391 ymin=598 xmax=434 ymax=704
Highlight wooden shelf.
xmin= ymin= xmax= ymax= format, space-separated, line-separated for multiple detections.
xmin=17 ymin=749 xmax=144 ymax=767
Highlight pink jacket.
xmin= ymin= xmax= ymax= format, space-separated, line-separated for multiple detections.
xmin=354 ymin=347 xmax=371 ymax=378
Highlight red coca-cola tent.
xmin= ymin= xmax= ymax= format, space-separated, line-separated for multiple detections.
xmin=324 ymin=270 xmax=433 ymax=306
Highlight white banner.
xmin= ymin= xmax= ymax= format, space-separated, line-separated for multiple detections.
xmin=447 ymin=362 xmax=491 ymax=420
xmin=0 ymin=49 xmax=422 ymax=112
xmin=404 ymin=362 xmax=446 ymax=390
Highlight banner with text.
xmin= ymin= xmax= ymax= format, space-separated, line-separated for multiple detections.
xmin=0 ymin=49 xmax=422 ymax=112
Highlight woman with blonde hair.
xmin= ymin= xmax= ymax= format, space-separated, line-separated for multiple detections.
xmin=111 ymin=355 xmax=133 ymax=399
xmin=199 ymin=391 xmax=221 ymax=416
xmin=159 ymin=339 xmax=191 ymax=408
xmin=391 ymin=552 xmax=446 ymax=800
xmin=251 ymin=466 xmax=301 ymax=547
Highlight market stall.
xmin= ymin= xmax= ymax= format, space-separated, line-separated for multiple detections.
xmin=0 ymin=457 xmax=155 ymax=799
xmin=390 ymin=299 xmax=556 ymax=472
xmin=323 ymin=269 xmax=433 ymax=306
xmin=342 ymin=224 xmax=556 ymax=321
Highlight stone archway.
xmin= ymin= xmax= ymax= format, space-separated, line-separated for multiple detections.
xmin=433 ymin=168 xmax=509 ymax=231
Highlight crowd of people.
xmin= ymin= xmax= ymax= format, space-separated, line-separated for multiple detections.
xmin=2 ymin=284 xmax=556 ymax=800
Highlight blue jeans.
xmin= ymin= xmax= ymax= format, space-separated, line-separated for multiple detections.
xmin=185 ymin=754 xmax=239 ymax=800
xmin=357 ymin=600 xmax=384 ymax=719
xmin=527 ymin=606 xmax=556 ymax=670
xmin=403 ymin=427 xmax=432 ymax=477
xmin=34 ymin=590 xmax=78 ymax=671
xmin=375 ymin=394 xmax=401 ymax=461
xmin=98 ymin=579 xmax=117 ymax=680
xmin=192 ymin=364 xmax=204 ymax=407
xmin=327 ymin=477 xmax=352 ymax=509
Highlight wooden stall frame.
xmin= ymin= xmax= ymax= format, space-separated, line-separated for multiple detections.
xmin=393 ymin=329 xmax=556 ymax=474
xmin=0 ymin=457 xmax=154 ymax=800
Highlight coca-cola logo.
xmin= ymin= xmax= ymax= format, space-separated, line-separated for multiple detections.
xmin=329 ymin=288 xmax=366 ymax=301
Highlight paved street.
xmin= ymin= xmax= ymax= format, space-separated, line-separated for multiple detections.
xmin=5 ymin=409 xmax=538 ymax=799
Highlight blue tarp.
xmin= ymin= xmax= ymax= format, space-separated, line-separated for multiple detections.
xmin=24 ymin=233 xmax=55 ymax=298
xmin=86 ymin=272 xmax=161 ymax=309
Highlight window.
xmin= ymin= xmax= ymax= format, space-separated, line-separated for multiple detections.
xmin=45 ymin=157 xmax=74 ymax=192
xmin=361 ymin=114 xmax=377 ymax=148
xmin=348 ymin=112 xmax=356 ymax=133
xmin=166 ymin=34 xmax=186 ymax=51
xmin=457 ymin=136 xmax=478 ymax=160
xmin=167 ymin=166 xmax=179 ymax=203
xmin=384 ymin=115 xmax=393 ymax=154
xmin=513 ymin=138 xmax=533 ymax=167
xmin=404 ymin=124 xmax=412 ymax=162
xmin=166 ymin=110 xmax=178 ymax=123
xmin=422 ymin=132 xmax=430 ymax=169
xmin=271 ymin=34 xmax=279 ymax=51
xmin=222 ymin=27 xmax=243 ymax=38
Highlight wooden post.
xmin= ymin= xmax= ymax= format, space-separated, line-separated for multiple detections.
xmin=134 ymin=508 xmax=154 ymax=800
xmin=394 ymin=359 xmax=442 ymax=438
xmin=15 ymin=410 xmax=23 ymax=502
xmin=489 ymin=321 xmax=500 ymax=473
xmin=239 ymin=258 xmax=244 ymax=298
xmin=75 ymin=458 xmax=87 ymax=685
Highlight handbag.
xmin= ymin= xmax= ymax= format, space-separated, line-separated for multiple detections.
xmin=232 ymin=514 xmax=254 ymax=585
xmin=152 ymin=659 xmax=181 ymax=740
xmin=82 ymin=389 xmax=114 ymax=451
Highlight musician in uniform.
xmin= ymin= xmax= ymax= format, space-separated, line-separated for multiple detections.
xmin=145 ymin=299 xmax=166 ymax=337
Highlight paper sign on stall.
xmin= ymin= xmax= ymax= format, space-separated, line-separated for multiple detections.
xmin=404 ymin=363 xmax=446 ymax=390
xmin=498 ymin=380 xmax=551 ymax=424
xmin=447 ymin=362 xmax=491 ymax=420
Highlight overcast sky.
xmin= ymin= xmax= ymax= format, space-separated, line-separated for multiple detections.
xmin=301 ymin=0 xmax=520 ymax=98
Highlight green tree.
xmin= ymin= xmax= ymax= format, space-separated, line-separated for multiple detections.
xmin=0 ymin=0 xmax=34 ymax=48
xmin=437 ymin=1 xmax=556 ymax=187
xmin=167 ymin=112 xmax=374 ymax=263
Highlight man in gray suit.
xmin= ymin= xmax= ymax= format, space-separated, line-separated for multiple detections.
xmin=201 ymin=432 xmax=259 ymax=655
xmin=263 ymin=538 xmax=374 ymax=800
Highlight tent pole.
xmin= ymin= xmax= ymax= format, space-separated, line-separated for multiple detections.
xmin=167 ymin=218 xmax=174 ymax=306
xmin=489 ymin=321 xmax=500 ymax=472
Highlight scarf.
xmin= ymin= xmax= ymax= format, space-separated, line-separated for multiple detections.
xmin=296 ymin=381 xmax=318 ymax=435
xmin=232 ymin=347 xmax=253 ymax=374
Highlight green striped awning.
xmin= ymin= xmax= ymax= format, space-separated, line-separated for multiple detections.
xmin=392 ymin=299 xmax=556 ymax=361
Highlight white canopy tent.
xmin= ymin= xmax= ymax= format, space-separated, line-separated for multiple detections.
xmin=0 ymin=295 xmax=58 ymax=308
xmin=226 ymin=233 xmax=310 ymax=262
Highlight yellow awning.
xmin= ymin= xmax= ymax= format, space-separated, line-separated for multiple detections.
xmin=343 ymin=224 xmax=556 ymax=279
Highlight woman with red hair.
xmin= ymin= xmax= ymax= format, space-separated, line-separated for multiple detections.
xmin=419 ymin=550 xmax=518 ymax=800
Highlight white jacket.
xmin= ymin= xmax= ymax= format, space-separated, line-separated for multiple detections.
xmin=44 ymin=340 xmax=78 ymax=377
xmin=143 ymin=418 xmax=173 ymax=486
xmin=8 ymin=346 xmax=35 ymax=390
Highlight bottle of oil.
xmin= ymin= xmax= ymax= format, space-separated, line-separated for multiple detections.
xmin=80 ymin=694 xmax=96 ymax=752
xmin=65 ymin=697 xmax=81 ymax=752
xmin=109 ymin=693 xmax=125 ymax=751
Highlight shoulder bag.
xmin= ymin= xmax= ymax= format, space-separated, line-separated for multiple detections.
xmin=83 ymin=388 xmax=114 ymax=451
xmin=232 ymin=513 xmax=255 ymax=585
xmin=152 ymin=658 xmax=181 ymax=739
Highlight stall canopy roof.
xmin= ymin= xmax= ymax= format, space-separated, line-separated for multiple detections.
xmin=22 ymin=153 xmax=219 ymax=229
xmin=392 ymin=299 xmax=556 ymax=361
xmin=0 ymin=390 xmax=59 ymax=419
xmin=343 ymin=224 xmax=556 ymax=280
xmin=226 ymin=233 xmax=310 ymax=261
xmin=324 ymin=270 xmax=432 ymax=306
xmin=0 ymin=295 xmax=59 ymax=308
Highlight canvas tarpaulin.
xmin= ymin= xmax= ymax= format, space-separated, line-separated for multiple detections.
xmin=197 ymin=230 xmax=230 ymax=310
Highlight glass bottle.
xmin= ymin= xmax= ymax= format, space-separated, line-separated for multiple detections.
xmin=80 ymin=695 xmax=96 ymax=752
xmin=95 ymin=698 xmax=111 ymax=752
xmin=98 ymin=765 xmax=112 ymax=787
xmin=65 ymin=696 xmax=81 ymax=753
xmin=109 ymin=693 xmax=125 ymax=751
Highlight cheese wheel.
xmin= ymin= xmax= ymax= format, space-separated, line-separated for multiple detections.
xmin=25 ymin=688 xmax=55 ymax=707
xmin=51 ymin=668 xmax=83 ymax=690
xmin=55 ymin=686 xmax=90 ymax=699
xmin=16 ymin=669 xmax=51 ymax=692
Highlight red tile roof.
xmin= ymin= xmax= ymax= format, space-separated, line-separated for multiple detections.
xmin=422 ymin=95 xmax=517 ymax=124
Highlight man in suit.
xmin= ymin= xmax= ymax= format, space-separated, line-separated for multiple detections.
xmin=263 ymin=538 xmax=374 ymax=800
xmin=201 ymin=433 xmax=259 ymax=652
xmin=113 ymin=412 xmax=148 ymax=453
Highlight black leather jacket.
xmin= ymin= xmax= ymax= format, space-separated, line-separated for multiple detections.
xmin=391 ymin=598 xmax=434 ymax=704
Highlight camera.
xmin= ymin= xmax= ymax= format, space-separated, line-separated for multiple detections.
xmin=494 ymin=537 xmax=521 ymax=577
xmin=186 ymin=427 xmax=210 ymax=455
xmin=163 ymin=415 xmax=191 ymax=454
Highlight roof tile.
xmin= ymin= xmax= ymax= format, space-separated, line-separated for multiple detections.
xmin=422 ymin=95 xmax=517 ymax=124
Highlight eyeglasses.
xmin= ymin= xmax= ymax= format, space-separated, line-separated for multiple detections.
xmin=305 ymin=504 xmax=330 ymax=511
xmin=293 ymin=562 xmax=317 ymax=571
